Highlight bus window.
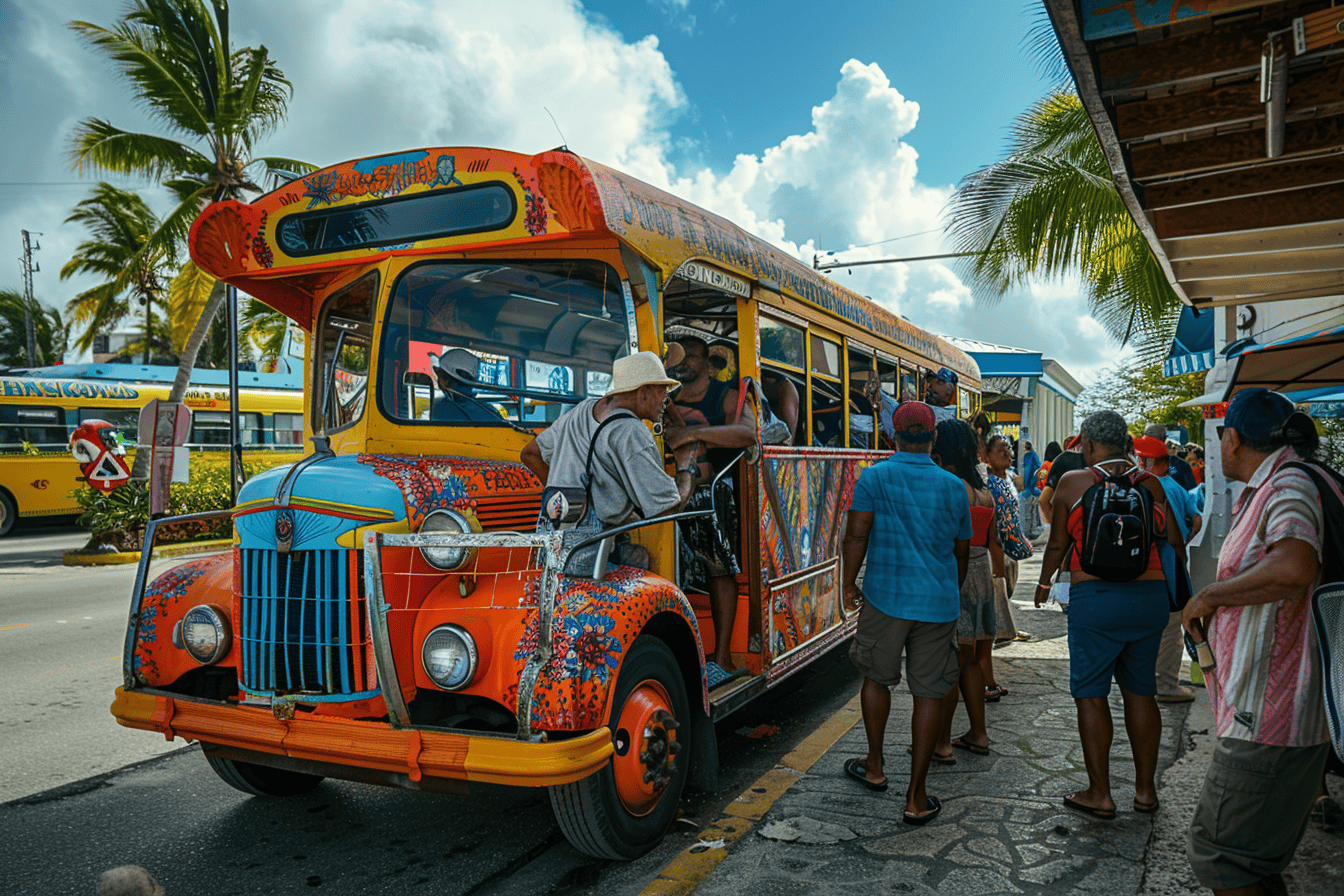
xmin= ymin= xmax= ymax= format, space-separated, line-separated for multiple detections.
xmin=191 ymin=412 xmax=263 ymax=445
xmin=899 ymin=363 xmax=919 ymax=403
xmin=846 ymin=347 xmax=876 ymax=449
xmin=79 ymin=408 xmax=139 ymax=445
xmin=273 ymin=412 xmax=304 ymax=445
xmin=809 ymin=335 xmax=843 ymax=447
xmin=313 ymin=274 xmax=376 ymax=436
xmin=759 ymin=316 xmax=805 ymax=369
xmin=959 ymin=387 xmax=973 ymax=419
xmin=0 ymin=406 xmax=67 ymax=449
xmin=377 ymin=260 xmax=627 ymax=426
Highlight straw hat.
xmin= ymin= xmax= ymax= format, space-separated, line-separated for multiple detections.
xmin=608 ymin=351 xmax=681 ymax=395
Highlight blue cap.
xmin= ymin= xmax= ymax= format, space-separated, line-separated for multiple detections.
xmin=933 ymin=367 xmax=959 ymax=386
xmin=1224 ymin=388 xmax=1294 ymax=443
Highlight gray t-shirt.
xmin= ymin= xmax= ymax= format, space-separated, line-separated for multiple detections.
xmin=929 ymin=403 xmax=956 ymax=423
xmin=534 ymin=397 xmax=681 ymax=525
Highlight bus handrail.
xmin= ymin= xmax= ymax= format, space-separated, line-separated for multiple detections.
xmin=123 ymin=508 xmax=236 ymax=688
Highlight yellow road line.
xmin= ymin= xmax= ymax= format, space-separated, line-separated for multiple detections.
xmin=640 ymin=693 xmax=862 ymax=896
xmin=0 ymin=623 xmax=29 ymax=631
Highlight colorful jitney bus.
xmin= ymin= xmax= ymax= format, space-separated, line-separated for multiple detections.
xmin=110 ymin=146 xmax=980 ymax=858
xmin=0 ymin=364 xmax=304 ymax=536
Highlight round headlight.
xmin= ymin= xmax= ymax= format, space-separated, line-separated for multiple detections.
xmin=419 ymin=509 xmax=476 ymax=570
xmin=421 ymin=624 xmax=478 ymax=690
xmin=180 ymin=605 xmax=230 ymax=665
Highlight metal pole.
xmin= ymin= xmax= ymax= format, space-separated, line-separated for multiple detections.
xmin=226 ymin=284 xmax=243 ymax=505
xmin=20 ymin=230 xmax=39 ymax=366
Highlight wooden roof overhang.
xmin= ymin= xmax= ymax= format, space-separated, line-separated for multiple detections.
xmin=1044 ymin=0 xmax=1344 ymax=310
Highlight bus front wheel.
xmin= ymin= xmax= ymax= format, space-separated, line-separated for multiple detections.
xmin=549 ymin=636 xmax=691 ymax=860
xmin=204 ymin=750 xmax=324 ymax=797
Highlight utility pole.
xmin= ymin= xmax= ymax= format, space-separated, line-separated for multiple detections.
xmin=19 ymin=230 xmax=41 ymax=366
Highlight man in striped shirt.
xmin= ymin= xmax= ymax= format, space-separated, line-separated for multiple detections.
xmin=1182 ymin=388 xmax=1335 ymax=896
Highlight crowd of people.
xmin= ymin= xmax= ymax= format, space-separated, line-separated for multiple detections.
xmin=520 ymin=348 xmax=1338 ymax=891
xmin=842 ymin=390 xmax=1339 ymax=896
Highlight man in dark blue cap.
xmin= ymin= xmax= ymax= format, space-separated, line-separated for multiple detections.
xmin=925 ymin=367 xmax=958 ymax=423
xmin=1183 ymin=388 xmax=1337 ymax=896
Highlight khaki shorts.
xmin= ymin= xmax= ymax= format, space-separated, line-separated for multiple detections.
xmin=1187 ymin=738 xmax=1331 ymax=890
xmin=849 ymin=603 xmax=958 ymax=698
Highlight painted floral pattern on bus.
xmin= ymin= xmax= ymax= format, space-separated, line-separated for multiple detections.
xmin=757 ymin=449 xmax=871 ymax=655
xmin=134 ymin=554 xmax=229 ymax=681
xmin=511 ymin=567 xmax=707 ymax=730
xmin=358 ymin=454 xmax=539 ymax=529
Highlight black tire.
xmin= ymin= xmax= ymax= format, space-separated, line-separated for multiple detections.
xmin=204 ymin=750 xmax=324 ymax=797
xmin=549 ymin=636 xmax=691 ymax=859
xmin=0 ymin=490 xmax=16 ymax=537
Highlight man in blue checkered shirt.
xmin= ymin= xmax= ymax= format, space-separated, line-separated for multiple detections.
xmin=840 ymin=401 xmax=970 ymax=825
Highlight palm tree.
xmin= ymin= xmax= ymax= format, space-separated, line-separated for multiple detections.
xmin=0 ymin=290 xmax=66 ymax=368
xmin=68 ymin=0 xmax=314 ymax=478
xmin=942 ymin=89 xmax=1181 ymax=359
xmin=60 ymin=183 xmax=171 ymax=360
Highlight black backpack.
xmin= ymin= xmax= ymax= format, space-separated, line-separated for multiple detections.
xmin=1076 ymin=464 xmax=1155 ymax=583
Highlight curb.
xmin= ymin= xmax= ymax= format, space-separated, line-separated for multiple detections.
xmin=62 ymin=538 xmax=232 ymax=567
xmin=639 ymin=692 xmax=862 ymax=896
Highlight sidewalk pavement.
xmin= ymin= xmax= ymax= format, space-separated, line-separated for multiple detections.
xmin=661 ymin=552 xmax=1344 ymax=895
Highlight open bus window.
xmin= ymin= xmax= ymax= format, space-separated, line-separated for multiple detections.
xmin=0 ymin=406 xmax=67 ymax=450
xmin=273 ymin=412 xmax=304 ymax=445
xmin=899 ymin=363 xmax=920 ymax=403
xmin=190 ymin=412 xmax=264 ymax=446
xmin=378 ymin=260 xmax=628 ymax=426
xmin=313 ymin=274 xmax=376 ymax=436
xmin=847 ymin=348 xmax=877 ymax=449
xmin=809 ymin=335 xmax=844 ymax=447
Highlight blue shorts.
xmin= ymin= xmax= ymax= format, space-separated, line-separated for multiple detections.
xmin=1066 ymin=579 xmax=1168 ymax=698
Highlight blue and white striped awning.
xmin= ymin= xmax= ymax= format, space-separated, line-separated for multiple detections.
xmin=1162 ymin=305 xmax=1215 ymax=378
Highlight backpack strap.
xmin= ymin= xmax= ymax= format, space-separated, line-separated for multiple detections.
xmin=1285 ymin=461 xmax=1344 ymax=584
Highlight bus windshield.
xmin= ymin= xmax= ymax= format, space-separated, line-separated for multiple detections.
xmin=377 ymin=260 xmax=630 ymax=426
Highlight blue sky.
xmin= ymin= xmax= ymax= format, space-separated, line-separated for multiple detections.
xmin=0 ymin=0 xmax=1117 ymax=380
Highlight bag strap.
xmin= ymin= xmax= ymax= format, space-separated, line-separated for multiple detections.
xmin=583 ymin=408 xmax=638 ymax=509
xmin=1285 ymin=461 xmax=1344 ymax=584
xmin=733 ymin=376 xmax=752 ymax=425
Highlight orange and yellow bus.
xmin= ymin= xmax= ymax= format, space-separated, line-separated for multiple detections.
xmin=0 ymin=366 xmax=304 ymax=535
xmin=111 ymin=146 xmax=979 ymax=858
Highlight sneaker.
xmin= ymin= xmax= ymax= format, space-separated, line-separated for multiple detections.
xmin=1156 ymin=686 xmax=1196 ymax=704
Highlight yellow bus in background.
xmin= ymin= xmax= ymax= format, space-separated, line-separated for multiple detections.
xmin=0 ymin=364 xmax=304 ymax=535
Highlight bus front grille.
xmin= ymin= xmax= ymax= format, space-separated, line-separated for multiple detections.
xmin=237 ymin=548 xmax=374 ymax=697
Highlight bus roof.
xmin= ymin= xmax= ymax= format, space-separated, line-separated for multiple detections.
xmin=190 ymin=146 xmax=978 ymax=382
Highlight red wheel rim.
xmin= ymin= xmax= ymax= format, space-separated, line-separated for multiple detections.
xmin=611 ymin=678 xmax=679 ymax=817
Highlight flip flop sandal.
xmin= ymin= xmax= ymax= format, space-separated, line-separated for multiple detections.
xmin=843 ymin=757 xmax=888 ymax=792
xmin=907 ymin=746 xmax=957 ymax=765
xmin=705 ymin=661 xmax=732 ymax=689
xmin=950 ymin=735 xmax=990 ymax=756
xmin=1063 ymin=794 xmax=1116 ymax=820
xmin=903 ymin=795 xmax=942 ymax=826
xmin=984 ymin=686 xmax=1002 ymax=702
xmin=1133 ymin=799 xmax=1159 ymax=814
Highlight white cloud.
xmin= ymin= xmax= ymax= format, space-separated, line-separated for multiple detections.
xmin=0 ymin=0 xmax=1128 ymax=383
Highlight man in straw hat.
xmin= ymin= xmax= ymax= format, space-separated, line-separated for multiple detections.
xmin=521 ymin=351 xmax=701 ymax=568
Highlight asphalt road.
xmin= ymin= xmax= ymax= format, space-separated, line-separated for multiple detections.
xmin=0 ymin=531 xmax=207 ymax=801
xmin=0 ymin=529 xmax=864 ymax=894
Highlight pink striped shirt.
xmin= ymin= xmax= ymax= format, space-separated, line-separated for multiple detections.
xmin=1208 ymin=446 xmax=1331 ymax=747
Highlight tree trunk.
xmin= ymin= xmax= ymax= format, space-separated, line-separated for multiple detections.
xmin=130 ymin=279 xmax=226 ymax=480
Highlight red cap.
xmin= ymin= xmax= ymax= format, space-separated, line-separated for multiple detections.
xmin=1132 ymin=435 xmax=1167 ymax=459
xmin=892 ymin=401 xmax=936 ymax=441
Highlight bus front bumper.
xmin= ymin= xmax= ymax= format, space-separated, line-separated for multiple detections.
xmin=111 ymin=687 xmax=613 ymax=788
